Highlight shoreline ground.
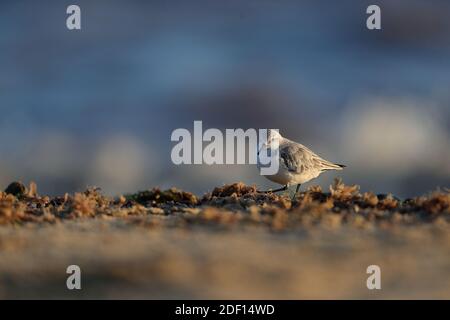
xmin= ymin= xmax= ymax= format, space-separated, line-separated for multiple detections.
xmin=0 ymin=180 xmax=449 ymax=299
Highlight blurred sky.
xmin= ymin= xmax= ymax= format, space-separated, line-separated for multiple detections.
xmin=1 ymin=0 xmax=450 ymax=197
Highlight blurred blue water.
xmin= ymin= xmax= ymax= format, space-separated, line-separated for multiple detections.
xmin=1 ymin=0 xmax=449 ymax=196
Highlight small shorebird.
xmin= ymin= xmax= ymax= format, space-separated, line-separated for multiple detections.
xmin=257 ymin=130 xmax=345 ymax=196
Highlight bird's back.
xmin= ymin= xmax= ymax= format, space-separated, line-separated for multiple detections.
xmin=280 ymin=139 xmax=343 ymax=174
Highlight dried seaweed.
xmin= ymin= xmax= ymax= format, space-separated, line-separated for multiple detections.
xmin=0 ymin=180 xmax=448 ymax=229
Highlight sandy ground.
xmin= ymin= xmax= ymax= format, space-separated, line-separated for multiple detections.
xmin=0 ymin=181 xmax=449 ymax=299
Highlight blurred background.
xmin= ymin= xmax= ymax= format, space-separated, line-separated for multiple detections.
xmin=0 ymin=0 xmax=449 ymax=197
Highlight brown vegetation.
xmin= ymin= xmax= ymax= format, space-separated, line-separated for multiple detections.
xmin=1 ymin=180 xmax=449 ymax=299
xmin=1 ymin=179 xmax=448 ymax=229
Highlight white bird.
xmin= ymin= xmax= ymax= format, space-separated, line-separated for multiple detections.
xmin=257 ymin=130 xmax=345 ymax=195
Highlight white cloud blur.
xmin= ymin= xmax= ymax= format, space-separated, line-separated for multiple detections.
xmin=89 ymin=135 xmax=155 ymax=194
xmin=340 ymin=97 xmax=450 ymax=176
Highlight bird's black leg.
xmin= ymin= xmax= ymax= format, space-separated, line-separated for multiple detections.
xmin=257 ymin=185 xmax=288 ymax=193
xmin=293 ymin=184 xmax=301 ymax=199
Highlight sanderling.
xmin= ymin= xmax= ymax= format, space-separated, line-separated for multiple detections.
xmin=257 ymin=130 xmax=345 ymax=196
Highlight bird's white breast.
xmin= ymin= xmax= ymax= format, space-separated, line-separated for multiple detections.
xmin=262 ymin=165 xmax=321 ymax=186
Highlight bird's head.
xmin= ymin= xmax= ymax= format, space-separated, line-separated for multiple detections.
xmin=258 ymin=129 xmax=282 ymax=155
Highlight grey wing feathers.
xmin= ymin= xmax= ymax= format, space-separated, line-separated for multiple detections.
xmin=280 ymin=143 xmax=343 ymax=173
